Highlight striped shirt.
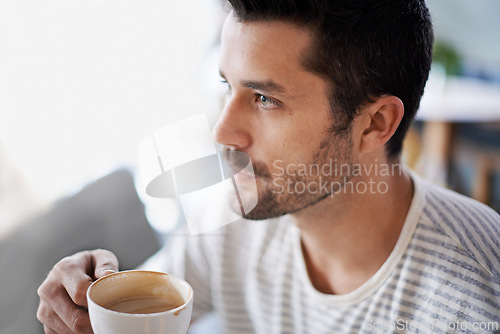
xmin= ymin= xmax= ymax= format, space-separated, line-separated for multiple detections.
xmin=142 ymin=173 xmax=500 ymax=333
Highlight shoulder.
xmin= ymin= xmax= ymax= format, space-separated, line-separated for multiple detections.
xmin=414 ymin=174 xmax=500 ymax=277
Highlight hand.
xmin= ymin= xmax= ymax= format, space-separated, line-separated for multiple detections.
xmin=37 ymin=249 xmax=119 ymax=334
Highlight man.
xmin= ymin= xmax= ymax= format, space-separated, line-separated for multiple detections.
xmin=38 ymin=0 xmax=500 ymax=333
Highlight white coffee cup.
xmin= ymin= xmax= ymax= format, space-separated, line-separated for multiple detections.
xmin=87 ymin=270 xmax=193 ymax=334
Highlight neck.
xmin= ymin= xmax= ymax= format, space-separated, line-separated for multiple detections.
xmin=290 ymin=163 xmax=414 ymax=295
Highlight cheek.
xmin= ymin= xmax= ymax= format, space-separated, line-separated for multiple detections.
xmin=259 ymin=121 xmax=328 ymax=165
xmin=251 ymin=98 xmax=332 ymax=159
xmin=257 ymin=122 xmax=298 ymax=153
xmin=294 ymin=115 xmax=331 ymax=147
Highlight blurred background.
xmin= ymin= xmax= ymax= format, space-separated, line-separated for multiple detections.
xmin=0 ymin=0 xmax=499 ymax=333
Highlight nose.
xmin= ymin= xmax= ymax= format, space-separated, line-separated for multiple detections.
xmin=212 ymin=96 xmax=252 ymax=150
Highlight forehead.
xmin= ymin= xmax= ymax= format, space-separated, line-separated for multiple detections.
xmin=219 ymin=14 xmax=320 ymax=92
xmin=221 ymin=14 xmax=312 ymax=53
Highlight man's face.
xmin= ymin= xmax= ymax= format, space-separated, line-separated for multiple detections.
xmin=214 ymin=14 xmax=354 ymax=220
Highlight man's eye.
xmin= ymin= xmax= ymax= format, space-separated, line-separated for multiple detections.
xmin=256 ymin=94 xmax=278 ymax=107
xmin=220 ymin=79 xmax=231 ymax=92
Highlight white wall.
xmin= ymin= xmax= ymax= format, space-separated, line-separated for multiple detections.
xmin=0 ymin=0 xmax=222 ymax=202
xmin=427 ymin=0 xmax=500 ymax=75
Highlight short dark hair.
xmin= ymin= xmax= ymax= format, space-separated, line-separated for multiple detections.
xmin=225 ymin=0 xmax=433 ymax=158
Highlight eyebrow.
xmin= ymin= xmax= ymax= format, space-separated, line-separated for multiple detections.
xmin=241 ymin=79 xmax=286 ymax=94
xmin=219 ymin=70 xmax=287 ymax=94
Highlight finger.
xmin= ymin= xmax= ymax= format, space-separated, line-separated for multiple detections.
xmin=91 ymin=249 xmax=119 ymax=279
xmin=43 ymin=325 xmax=58 ymax=334
xmin=38 ymin=300 xmax=73 ymax=334
xmin=38 ymin=280 xmax=92 ymax=333
xmin=52 ymin=250 xmax=118 ymax=308
xmin=53 ymin=251 xmax=94 ymax=307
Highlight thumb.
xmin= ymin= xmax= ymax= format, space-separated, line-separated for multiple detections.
xmin=91 ymin=249 xmax=119 ymax=280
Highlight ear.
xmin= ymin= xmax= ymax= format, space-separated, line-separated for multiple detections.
xmin=358 ymin=96 xmax=404 ymax=154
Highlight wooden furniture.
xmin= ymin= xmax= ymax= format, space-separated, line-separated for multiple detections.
xmin=412 ymin=75 xmax=500 ymax=204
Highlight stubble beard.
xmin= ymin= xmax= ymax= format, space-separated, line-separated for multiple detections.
xmin=241 ymin=129 xmax=353 ymax=220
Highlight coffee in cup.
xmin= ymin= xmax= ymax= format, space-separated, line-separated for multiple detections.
xmin=87 ymin=270 xmax=193 ymax=334
xmin=102 ymin=294 xmax=183 ymax=314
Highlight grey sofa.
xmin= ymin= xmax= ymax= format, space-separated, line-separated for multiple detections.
xmin=0 ymin=169 xmax=160 ymax=334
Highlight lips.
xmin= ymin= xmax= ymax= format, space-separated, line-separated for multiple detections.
xmin=234 ymin=170 xmax=257 ymax=183
xmin=220 ymin=148 xmax=271 ymax=181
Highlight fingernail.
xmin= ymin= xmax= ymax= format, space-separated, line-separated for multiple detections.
xmin=103 ymin=269 xmax=117 ymax=275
